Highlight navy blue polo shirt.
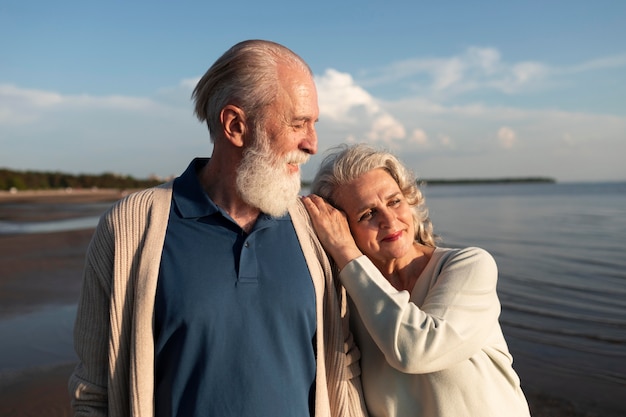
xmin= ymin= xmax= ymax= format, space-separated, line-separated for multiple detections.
xmin=154 ymin=158 xmax=317 ymax=417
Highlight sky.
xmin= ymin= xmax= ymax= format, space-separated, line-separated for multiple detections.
xmin=1 ymin=0 xmax=625 ymax=183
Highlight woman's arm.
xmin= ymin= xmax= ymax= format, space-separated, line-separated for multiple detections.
xmin=341 ymin=247 xmax=501 ymax=374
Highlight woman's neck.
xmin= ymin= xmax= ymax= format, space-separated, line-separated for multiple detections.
xmin=379 ymin=244 xmax=435 ymax=293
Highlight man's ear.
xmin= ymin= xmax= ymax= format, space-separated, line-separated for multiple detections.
xmin=220 ymin=105 xmax=247 ymax=148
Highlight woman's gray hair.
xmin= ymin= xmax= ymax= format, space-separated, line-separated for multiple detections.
xmin=192 ymin=39 xmax=313 ymax=141
xmin=311 ymin=143 xmax=437 ymax=247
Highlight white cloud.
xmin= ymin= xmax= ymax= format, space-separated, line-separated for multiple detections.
xmin=360 ymin=46 xmax=550 ymax=97
xmin=562 ymin=133 xmax=574 ymax=146
xmin=565 ymin=53 xmax=626 ymax=73
xmin=0 ymin=84 xmax=63 ymax=106
xmin=432 ymin=58 xmax=464 ymax=91
xmin=438 ymin=134 xmax=454 ymax=148
xmin=367 ymin=113 xmax=406 ymax=145
xmin=409 ymin=128 xmax=429 ymax=146
xmin=2 ymin=57 xmax=625 ymax=183
xmin=315 ymin=69 xmax=379 ymax=122
xmin=180 ymin=77 xmax=201 ymax=89
xmin=314 ymin=72 xmax=626 ymax=181
xmin=497 ymin=126 xmax=517 ymax=148
xmin=0 ymin=84 xmax=63 ymax=125
xmin=310 ymin=56 xmax=625 ymax=181
xmin=465 ymin=47 xmax=500 ymax=74
xmin=0 ymin=83 xmax=167 ymax=127
xmin=315 ymin=69 xmax=406 ymax=146
xmin=0 ymin=81 xmax=208 ymax=177
xmin=0 ymin=84 xmax=158 ymax=110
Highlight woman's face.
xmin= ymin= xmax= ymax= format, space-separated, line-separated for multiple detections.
xmin=334 ymin=168 xmax=415 ymax=266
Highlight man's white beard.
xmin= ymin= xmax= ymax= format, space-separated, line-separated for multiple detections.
xmin=236 ymin=131 xmax=309 ymax=217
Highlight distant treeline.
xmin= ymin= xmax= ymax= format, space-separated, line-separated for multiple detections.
xmin=302 ymin=176 xmax=555 ymax=188
xmin=2 ymin=168 xmax=555 ymax=191
xmin=419 ymin=177 xmax=556 ymax=185
xmin=0 ymin=168 xmax=163 ymax=191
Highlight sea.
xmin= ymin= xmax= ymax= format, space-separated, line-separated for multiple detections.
xmin=421 ymin=181 xmax=626 ymax=414
xmin=1 ymin=181 xmax=625 ymax=414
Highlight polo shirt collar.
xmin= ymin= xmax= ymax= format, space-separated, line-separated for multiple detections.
xmin=173 ymin=158 xmax=217 ymax=219
xmin=172 ymin=158 xmax=290 ymax=224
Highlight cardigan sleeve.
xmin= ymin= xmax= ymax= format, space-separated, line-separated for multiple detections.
xmin=68 ymin=210 xmax=116 ymax=416
xmin=68 ymin=185 xmax=170 ymax=417
xmin=339 ymin=247 xmax=501 ymax=374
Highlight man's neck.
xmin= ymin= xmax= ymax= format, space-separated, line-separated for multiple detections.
xmin=198 ymin=158 xmax=260 ymax=233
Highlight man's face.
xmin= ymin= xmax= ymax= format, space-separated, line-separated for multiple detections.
xmin=261 ymin=63 xmax=319 ymax=174
xmin=235 ymin=64 xmax=319 ymax=217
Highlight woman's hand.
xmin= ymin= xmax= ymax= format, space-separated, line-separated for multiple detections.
xmin=301 ymin=194 xmax=363 ymax=270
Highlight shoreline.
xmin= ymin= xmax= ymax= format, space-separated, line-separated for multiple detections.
xmin=0 ymin=187 xmax=131 ymax=201
xmin=0 ymin=192 xmax=622 ymax=416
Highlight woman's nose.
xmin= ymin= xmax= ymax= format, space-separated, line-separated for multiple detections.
xmin=379 ymin=208 xmax=396 ymax=228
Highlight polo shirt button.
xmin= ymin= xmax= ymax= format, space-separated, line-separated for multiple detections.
xmin=244 ymin=242 xmax=250 ymax=248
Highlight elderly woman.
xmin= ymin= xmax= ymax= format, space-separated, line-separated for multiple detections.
xmin=302 ymin=144 xmax=530 ymax=417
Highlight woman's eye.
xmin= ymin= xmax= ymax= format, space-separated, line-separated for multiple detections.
xmin=389 ymin=198 xmax=401 ymax=207
xmin=358 ymin=211 xmax=373 ymax=222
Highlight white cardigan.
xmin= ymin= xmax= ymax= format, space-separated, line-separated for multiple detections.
xmin=69 ymin=182 xmax=368 ymax=417
xmin=342 ymin=248 xmax=530 ymax=417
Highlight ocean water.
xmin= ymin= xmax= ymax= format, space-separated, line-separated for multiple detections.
xmin=1 ymin=182 xmax=625 ymax=412
xmin=421 ymin=181 xmax=626 ymax=413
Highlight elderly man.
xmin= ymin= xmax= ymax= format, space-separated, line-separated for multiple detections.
xmin=69 ymin=40 xmax=367 ymax=417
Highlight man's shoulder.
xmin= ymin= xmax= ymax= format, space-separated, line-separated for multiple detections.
xmin=287 ymin=197 xmax=308 ymax=220
xmin=105 ymin=182 xmax=174 ymax=220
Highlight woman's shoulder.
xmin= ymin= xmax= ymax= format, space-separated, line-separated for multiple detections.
xmin=433 ymin=246 xmax=498 ymax=280
xmin=435 ymin=246 xmax=494 ymax=261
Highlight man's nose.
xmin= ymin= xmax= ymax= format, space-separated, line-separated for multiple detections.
xmin=300 ymin=125 xmax=318 ymax=155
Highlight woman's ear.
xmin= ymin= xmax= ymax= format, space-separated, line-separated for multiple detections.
xmin=220 ymin=105 xmax=247 ymax=148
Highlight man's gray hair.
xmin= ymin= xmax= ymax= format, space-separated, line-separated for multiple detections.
xmin=192 ymin=39 xmax=312 ymax=141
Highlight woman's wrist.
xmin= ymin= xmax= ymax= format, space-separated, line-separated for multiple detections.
xmin=331 ymin=246 xmax=363 ymax=271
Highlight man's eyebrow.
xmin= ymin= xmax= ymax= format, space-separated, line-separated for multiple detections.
xmin=293 ymin=116 xmax=318 ymax=122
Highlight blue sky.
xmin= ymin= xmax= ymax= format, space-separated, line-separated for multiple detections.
xmin=1 ymin=0 xmax=625 ymax=182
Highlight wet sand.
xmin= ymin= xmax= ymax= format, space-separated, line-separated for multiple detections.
xmin=0 ymin=189 xmax=613 ymax=416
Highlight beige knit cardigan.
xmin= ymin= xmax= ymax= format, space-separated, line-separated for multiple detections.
xmin=69 ymin=182 xmax=368 ymax=417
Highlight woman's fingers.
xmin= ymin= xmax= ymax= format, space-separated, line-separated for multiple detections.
xmin=302 ymin=194 xmax=330 ymax=217
xmin=303 ymin=194 xmax=348 ymax=240
xmin=301 ymin=195 xmax=362 ymax=270
xmin=303 ymin=194 xmax=329 ymax=213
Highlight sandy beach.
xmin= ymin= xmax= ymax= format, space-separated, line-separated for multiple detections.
xmin=0 ymin=189 xmax=613 ymax=416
